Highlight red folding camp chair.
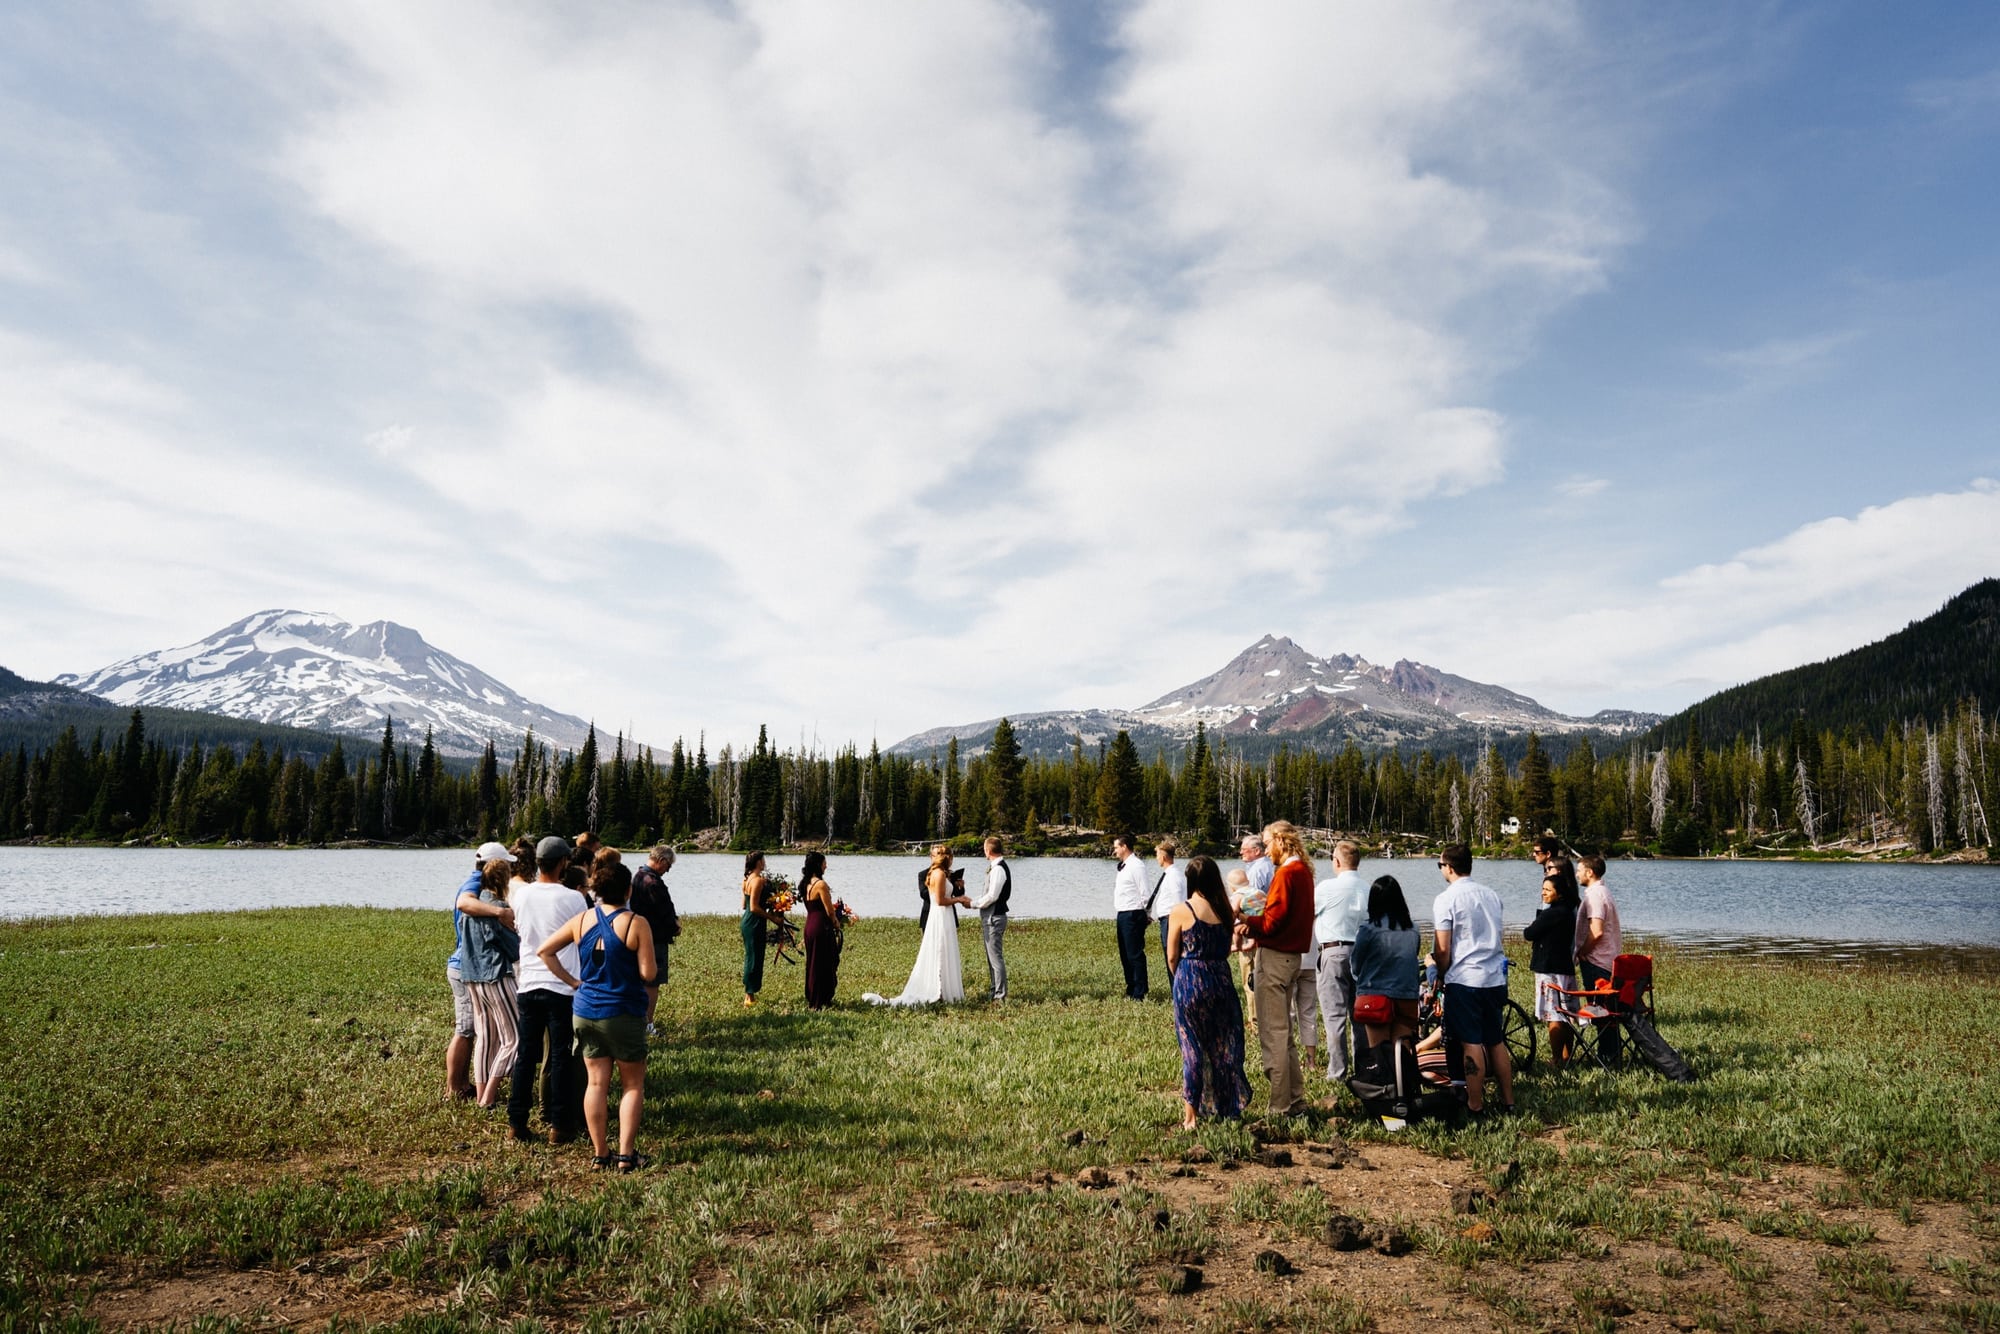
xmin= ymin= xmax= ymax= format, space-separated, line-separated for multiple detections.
xmin=1549 ymin=953 xmax=1653 ymax=1072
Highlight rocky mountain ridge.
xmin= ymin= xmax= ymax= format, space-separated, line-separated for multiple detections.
xmin=58 ymin=610 xmax=593 ymax=757
xmin=892 ymin=634 xmax=1656 ymax=758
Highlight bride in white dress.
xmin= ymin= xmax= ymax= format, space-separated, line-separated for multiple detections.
xmin=865 ymin=846 xmax=975 ymax=1006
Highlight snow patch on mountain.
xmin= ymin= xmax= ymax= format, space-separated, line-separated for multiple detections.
xmin=58 ymin=610 xmax=593 ymax=757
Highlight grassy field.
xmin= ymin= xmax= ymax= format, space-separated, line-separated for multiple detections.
xmin=1 ymin=909 xmax=1997 ymax=1332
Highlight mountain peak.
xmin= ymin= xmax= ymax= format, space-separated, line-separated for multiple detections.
xmin=57 ymin=612 xmax=593 ymax=756
xmin=894 ymin=634 xmax=1658 ymax=758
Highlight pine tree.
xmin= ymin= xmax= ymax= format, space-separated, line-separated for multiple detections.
xmin=988 ymin=718 xmax=1023 ymax=833
xmin=1685 ymin=717 xmax=1707 ymax=833
xmin=476 ymin=741 xmax=500 ymax=838
xmin=1095 ymin=730 xmax=1145 ymax=836
xmin=1518 ymin=731 xmax=1554 ymax=837
xmin=376 ymin=718 xmax=397 ymax=837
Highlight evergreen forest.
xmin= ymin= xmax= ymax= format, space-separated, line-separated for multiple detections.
xmin=3 ymin=699 xmax=1993 ymax=858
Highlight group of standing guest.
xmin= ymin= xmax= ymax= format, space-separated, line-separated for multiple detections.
xmin=444 ymin=836 xmax=680 ymax=1171
xmin=1162 ymin=826 xmax=1621 ymax=1126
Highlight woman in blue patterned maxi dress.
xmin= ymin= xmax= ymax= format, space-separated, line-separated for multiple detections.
xmin=1166 ymin=856 xmax=1253 ymax=1128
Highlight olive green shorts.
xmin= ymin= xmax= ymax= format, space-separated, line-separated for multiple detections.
xmin=574 ymin=1014 xmax=648 ymax=1063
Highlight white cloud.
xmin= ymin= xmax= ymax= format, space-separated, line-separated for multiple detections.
xmin=8 ymin=2 xmax=1632 ymax=743
xmin=1704 ymin=329 xmax=1858 ymax=389
xmin=1332 ymin=482 xmax=2000 ymax=718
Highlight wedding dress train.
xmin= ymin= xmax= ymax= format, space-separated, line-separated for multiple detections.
xmin=863 ymin=898 xmax=965 ymax=1006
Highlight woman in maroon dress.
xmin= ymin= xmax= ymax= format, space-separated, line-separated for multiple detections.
xmin=800 ymin=851 xmax=842 ymax=1009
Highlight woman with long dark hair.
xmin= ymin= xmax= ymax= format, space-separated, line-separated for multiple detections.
xmin=740 ymin=851 xmax=780 ymax=1007
xmin=1522 ymin=855 xmax=1581 ymax=1064
xmin=1349 ymin=874 xmax=1422 ymax=1049
xmin=1165 ymin=855 xmax=1252 ymax=1128
xmin=800 ymin=851 xmax=843 ymax=1009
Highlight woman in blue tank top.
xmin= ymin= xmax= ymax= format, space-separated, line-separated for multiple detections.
xmin=535 ymin=857 xmax=656 ymax=1171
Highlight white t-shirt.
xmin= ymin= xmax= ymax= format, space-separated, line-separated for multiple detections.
xmin=1149 ymin=863 xmax=1188 ymax=919
xmin=1112 ymin=856 xmax=1151 ymax=912
xmin=513 ymin=878 xmax=589 ymax=996
xmin=1433 ymin=877 xmax=1507 ymax=989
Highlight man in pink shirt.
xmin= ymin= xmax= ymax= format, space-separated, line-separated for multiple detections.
xmin=1574 ymin=855 xmax=1624 ymax=1067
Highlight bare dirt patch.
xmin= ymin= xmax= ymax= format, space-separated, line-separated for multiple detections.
xmin=88 ymin=1266 xmax=437 ymax=1331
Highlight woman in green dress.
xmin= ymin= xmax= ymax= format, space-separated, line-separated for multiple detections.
xmin=740 ymin=851 xmax=779 ymax=1007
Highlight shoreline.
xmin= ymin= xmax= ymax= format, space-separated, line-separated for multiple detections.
xmin=2 ymin=835 xmax=1993 ymax=865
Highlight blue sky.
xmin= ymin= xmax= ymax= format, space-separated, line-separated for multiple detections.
xmin=2 ymin=1 xmax=1997 ymax=746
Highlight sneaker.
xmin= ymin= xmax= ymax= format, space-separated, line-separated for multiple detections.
xmin=646 ymin=1022 xmax=660 ymax=1039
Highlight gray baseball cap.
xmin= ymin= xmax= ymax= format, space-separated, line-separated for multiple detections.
xmin=535 ymin=835 xmax=572 ymax=863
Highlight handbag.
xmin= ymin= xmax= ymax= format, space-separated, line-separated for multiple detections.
xmin=1352 ymin=993 xmax=1394 ymax=1026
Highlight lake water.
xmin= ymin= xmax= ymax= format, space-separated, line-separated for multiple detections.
xmin=1 ymin=848 xmax=1995 ymax=964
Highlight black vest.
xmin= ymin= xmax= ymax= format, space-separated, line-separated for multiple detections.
xmin=988 ymin=859 xmax=1012 ymax=915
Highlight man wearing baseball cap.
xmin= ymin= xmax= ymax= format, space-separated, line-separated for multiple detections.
xmin=445 ymin=841 xmax=519 ymax=1101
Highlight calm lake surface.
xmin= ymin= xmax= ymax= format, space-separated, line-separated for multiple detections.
xmin=1 ymin=848 xmax=1995 ymax=963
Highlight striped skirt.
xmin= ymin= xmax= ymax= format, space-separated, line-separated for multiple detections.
xmin=466 ymin=974 xmax=520 ymax=1087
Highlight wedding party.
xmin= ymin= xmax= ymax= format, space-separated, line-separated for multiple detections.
xmin=449 ymin=821 xmax=1660 ymax=1163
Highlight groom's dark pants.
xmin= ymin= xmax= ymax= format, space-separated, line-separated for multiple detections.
xmin=1116 ymin=908 xmax=1150 ymax=1000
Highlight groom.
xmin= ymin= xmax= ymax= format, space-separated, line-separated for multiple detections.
xmin=968 ymin=835 xmax=1012 ymax=1000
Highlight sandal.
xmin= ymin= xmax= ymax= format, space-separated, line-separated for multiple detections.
xmin=591 ymin=1154 xmax=616 ymax=1171
xmin=615 ymin=1153 xmax=650 ymax=1173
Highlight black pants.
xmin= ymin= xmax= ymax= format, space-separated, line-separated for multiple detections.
xmin=1578 ymin=960 xmax=1624 ymax=1066
xmin=510 ymin=987 xmax=575 ymax=1133
xmin=1116 ymin=909 xmax=1150 ymax=1000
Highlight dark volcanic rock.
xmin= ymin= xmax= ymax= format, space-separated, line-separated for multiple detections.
xmin=1370 ymin=1225 xmax=1414 ymax=1256
xmin=1323 ymin=1212 xmax=1371 ymax=1251
xmin=1254 ymin=1249 xmax=1298 ymax=1277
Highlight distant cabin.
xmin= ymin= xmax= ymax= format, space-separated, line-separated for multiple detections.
xmin=1500 ymin=817 xmax=1522 ymax=837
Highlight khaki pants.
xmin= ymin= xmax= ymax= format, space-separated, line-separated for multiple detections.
xmin=1253 ymin=949 xmax=1305 ymax=1115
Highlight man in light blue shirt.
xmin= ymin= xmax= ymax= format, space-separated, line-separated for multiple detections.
xmin=1312 ymin=840 xmax=1368 ymax=1082
xmin=1432 ymin=843 xmax=1514 ymax=1116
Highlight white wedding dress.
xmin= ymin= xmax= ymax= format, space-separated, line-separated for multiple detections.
xmin=864 ymin=894 xmax=965 ymax=1006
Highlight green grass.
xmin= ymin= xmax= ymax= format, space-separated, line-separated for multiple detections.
xmin=1 ymin=910 xmax=1997 ymax=1330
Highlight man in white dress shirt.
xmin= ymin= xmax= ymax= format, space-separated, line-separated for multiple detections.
xmin=1111 ymin=834 xmax=1152 ymax=1000
xmin=1148 ymin=836 xmax=1189 ymax=972
xmin=1312 ymin=840 xmax=1368 ymax=1082
xmin=968 ymin=835 xmax=1013 ymax=1000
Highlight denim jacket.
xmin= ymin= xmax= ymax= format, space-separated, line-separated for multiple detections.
xmin=457 ymin=889 xmax=521 ymax=983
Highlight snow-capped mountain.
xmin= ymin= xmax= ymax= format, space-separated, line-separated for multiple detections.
xmin=892 ymin=635 xmax=1656 ymax=757
xmin=1131 ymin=634 xmax=1614 ymax=735
xmin=58 ymin=611 xmax=593 ymax=757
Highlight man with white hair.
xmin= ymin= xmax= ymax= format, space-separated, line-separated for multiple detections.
xmin=629 ymin=845 xmax=681 ymax=1037
xmin=1237 ymin=833 xmax=1274 ymax=1030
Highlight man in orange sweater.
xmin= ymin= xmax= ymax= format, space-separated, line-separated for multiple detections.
xmin=1236 ymin=819 xmax=1316 ymax=1116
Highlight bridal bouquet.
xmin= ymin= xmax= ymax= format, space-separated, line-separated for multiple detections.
xmin=762 ymin=873 xmax=801 ymax=964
